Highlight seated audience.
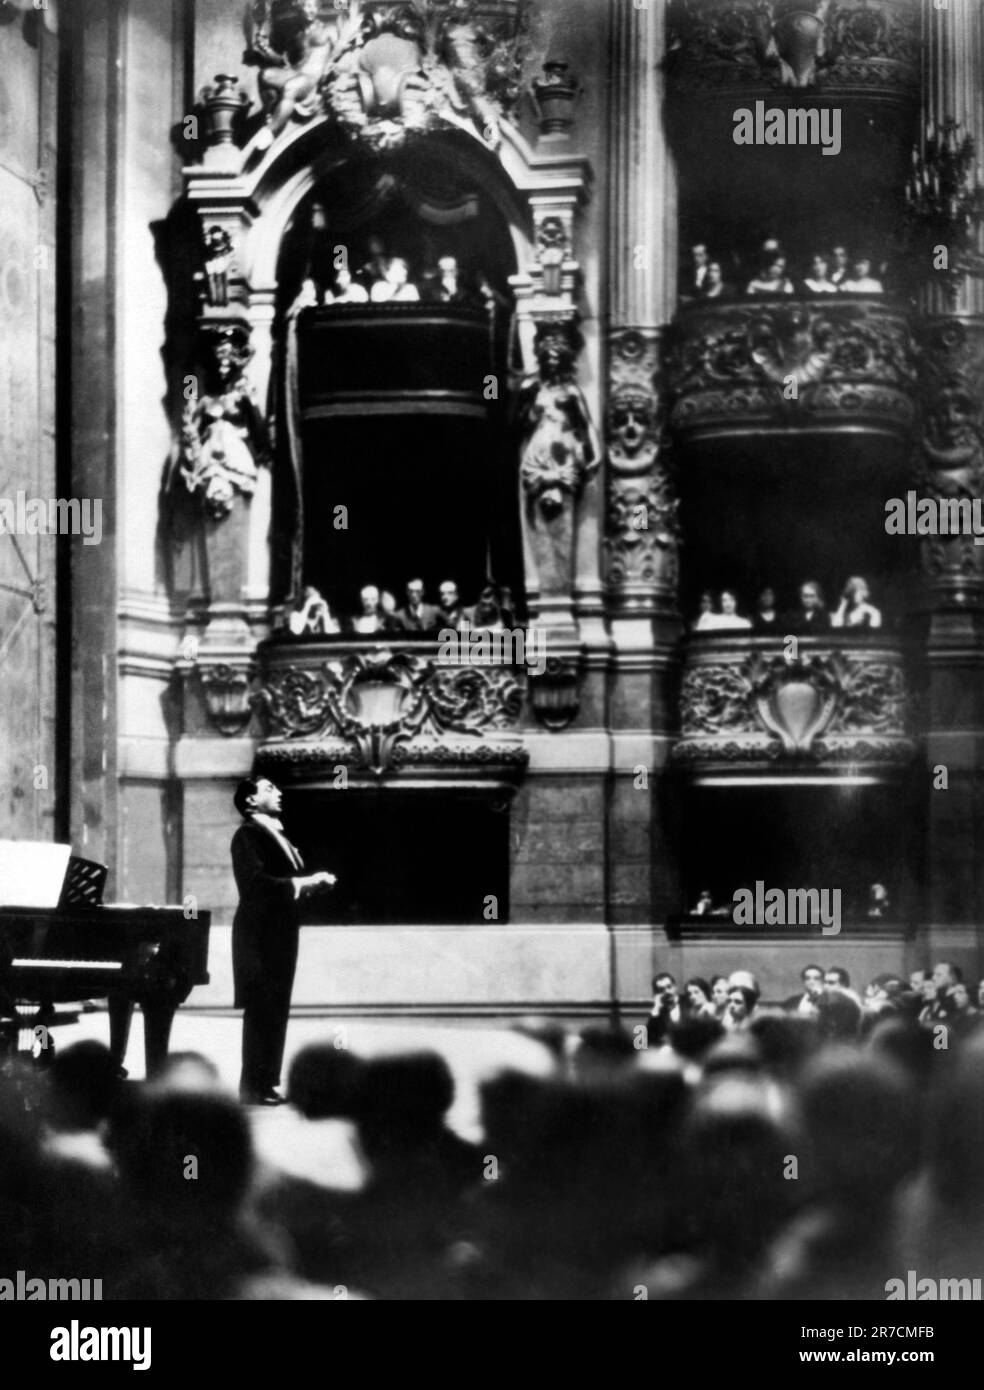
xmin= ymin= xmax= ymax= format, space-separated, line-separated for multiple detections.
xmin=685 ymin=242 xmax=710 ymax=297
xmin=783 ymin=963 xmax=825 ymax=1018
xmin=701 ymin=261 xmax=729 ymax=299
xmin=691 ymin=888 xmax=714 ymax=916
xmin=684 ymin=978 xmax=717 ymax=1019
xmin=350 ymin=584 xmax=398 ymax=635
xmin=288 ymin=277 xmax=320 ymax=316
xmin=839 ymin=255 xmax=884 ymax=293
xmin=725 ymin=984 xmax=758 ymax=1029
xmin=696 ymin=589 xmax=751 ymax=631
xmin=692 ymin=590 xmax=716 ymax=631
xmin=829 ymin=245 xmax=850 ymax=285
xmin=470 ymin=583 xmax=515 ymax=632
xmin=831 ymin=575 xmax=882 ymax=629
xmin=746 ymin=256 xmax=794 ymax=295
xmin=802 ymin=253 xmax=838 ymax=294
xmin=370 ymin=257 xmax=420 ymax=304
xmin=395 ymin=578 xmax=440 ymax=634
xmin=784 ymin=579 xmax=832 ymax=634
xmin=325 ymin=266 xmax=369 ymax=305
xmin=866 ymin=881 xmax=890 ymax=918
xmin=752 ymin=585 xmax=780 ymax=633
xmin=288 ymin=586 xmax=339 ymax=636
xmin=436 ymin=579 xmax=471 ymax=632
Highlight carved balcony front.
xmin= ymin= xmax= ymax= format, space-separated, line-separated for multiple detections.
xmin=674 ymin=632 xmax=915 ymax=782
xmin=666 ymin=0 xmax=920 ymax=106
xmin=250 ymin=635 xmax=529 ymax=790
xmin=669 ymin=297 xmax=918 ymax=446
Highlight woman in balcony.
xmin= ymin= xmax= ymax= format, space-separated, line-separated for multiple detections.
xmin=692 ymin=590 xmax=716 ymax=631
xmin=831 ymin=576 xmax=882 ymax=630
xmin=802 ymin=254 xmax=838 ymax=295
xmin=838 ymin=256 xmax=884 ymax=294
xmin=751 ymin=586 xmax=780 ymax=633
xmin=698 ymin=589 xmax=751 ymax=631
xmin=746 ymin=256 xmax=794 ymax=296
xmin=369 ymin=257 xmax=421 ymax=304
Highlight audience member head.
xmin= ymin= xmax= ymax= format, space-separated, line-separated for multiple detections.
xmin=439 ymin=580 xmax=459 ymax=611
xmin=685 ymin=978 xmax=713 ymax=1011
xmin=571 ymin=1026 xmax=637 ymax=1081
xmin=824 ymin=966 xmax=851 ymax=990
xmin=45 ymin=1040 xmax=120 ymax=1132
xmin=287 ymin=1042 xmax=366 ymax=1119
xmin=800 ymin=580 xmax=824 ymax=613
xmin=816 ymin=989 xmax=862 ymax=1043
xmin=801 ymin=963 xmax=824 ymax=998
xmin=360 ymin=584 xmax=380 ymax=616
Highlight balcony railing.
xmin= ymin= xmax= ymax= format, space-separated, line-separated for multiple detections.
xmin=250 ymin=635 xmax=529 ymax=788
xmin=674 ymin=632 xmax=915 ymax=780
xmin=665 ymin=0 xmax=920 ymax=105
xmin=668 ymin=296 xmax=918 ymax=445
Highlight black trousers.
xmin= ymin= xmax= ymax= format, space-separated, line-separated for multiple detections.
xmin=239 ymin=967 xmax=296 ymax=1095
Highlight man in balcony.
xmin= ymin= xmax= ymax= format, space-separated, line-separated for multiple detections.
xmin=396 ymin=578 xmax=440 ymax=633
xmin=829 ymin=245 xmax=850 ymax=286
xmin=784 ymin=580 xmax=832 ymax=634
xmin=437 ymin=579 xmax=471 ymax=632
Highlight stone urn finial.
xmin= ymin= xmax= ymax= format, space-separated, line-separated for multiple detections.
xmin=532 ymin=61 xmax=579 ymax=138
xmin=203 ymin=74 xmax=248 ymax=149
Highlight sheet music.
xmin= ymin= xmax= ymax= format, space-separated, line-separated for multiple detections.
xmin=0 ymin=841 xmax=72 ymax=908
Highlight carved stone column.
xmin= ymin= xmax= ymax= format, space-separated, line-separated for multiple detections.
xmin=606 ymin=0 xmax=679 ymax=632
xmin=604 ymin=0 xmax=682 ymax=953
xmin=919 ymin=1 xmax=984 ymax=944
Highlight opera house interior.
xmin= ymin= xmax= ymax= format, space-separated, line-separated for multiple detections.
xmin=2 ymin=0 xmax=984 ymax=1308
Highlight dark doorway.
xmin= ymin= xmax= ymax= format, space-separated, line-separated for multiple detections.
xmin=283 ymin=788 xmax=510 ymax=925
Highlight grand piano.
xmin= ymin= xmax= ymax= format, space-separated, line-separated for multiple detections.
xmin=0 ymin=844 xmax=210 ymax=1076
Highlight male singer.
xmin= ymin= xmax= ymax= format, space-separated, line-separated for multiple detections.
xmin=231 ymin=776 xmax=335 ymax=1105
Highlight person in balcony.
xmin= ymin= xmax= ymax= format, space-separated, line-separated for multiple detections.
xmin=470 ymin=583 xmax=513 ymax=632
xmin=692 ymin=590 xmax=716 ymax=631
xmin=325 ymin=265 xmax=368 ymax=304
xmin=357 ymin=234 xmax=389 ymax=293
xmin=288 ymin=585 xmax=339 ymax=636
xmin=802 ymin=254 xmax=838 ymax=294
xmin=831 ymin=576 xmax=882 ymax=629
xmin=746 ymin=256 xmax=794 ymax=296
xmin=437 ymin=579 xmax=471 ymax=632
xmin=350 ymin=584 xmax=398 ymax=635
xmin=691 ymin=889 xmax=714 ymax=916
xmin=395 ymin=578 xmax=440 ymax=634
xmin=684 ymin=242 xmax=710 ymax=298
xmin=838 ymin=256 xmax=884 ymax=294
xmin=701 ymin=589 xmax=751 ymax=631
xmin=866 ymin=883 xmax=890 ymax=919
xmin=751 ymin=586 xmax=780 ymax=633
xmin=829 ymin=245 xmax=850 ymax=286
xmin=422 ymin=255 xmax=471 ymax=306
xmin=785 ymin=580 xmax=831 ymax=634
xmin=701 ymin=261 xmax=730 ymax=300
xmin=369 ymin=256 xmax=420 ymax=304
xmin=287 ymin=277 xmax=320 ymax=317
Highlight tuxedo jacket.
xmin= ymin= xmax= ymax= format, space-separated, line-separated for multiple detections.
xmin=396 ymin=603 xmax=441 ymax=633
xmin=231 ymin=819 xmax=303 ymax=1008
xmin=782 ymin=609 xmax=832 ymax=636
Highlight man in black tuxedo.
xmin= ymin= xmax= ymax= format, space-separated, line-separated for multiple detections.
xmin=231 ymin=777 xmax=336 ymax=1106
xmin=784 ymin=580 xmax=832 ymax=635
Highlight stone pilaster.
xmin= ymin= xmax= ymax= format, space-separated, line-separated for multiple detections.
xmin=605 ymin=0 xmax=679 ymax=634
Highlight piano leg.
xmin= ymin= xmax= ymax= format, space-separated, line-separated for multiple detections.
xmin=141 ymin=995 xmax=179 ymax=1078
xmin=108 ymin=993 xmax=134 ymax=1075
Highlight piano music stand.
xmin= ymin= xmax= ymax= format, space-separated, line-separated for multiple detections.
xmin=57 ymin=857 xmax=108 ymax=909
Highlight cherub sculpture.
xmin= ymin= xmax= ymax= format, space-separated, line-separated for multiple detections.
xmin=243 ymin=0 xmax=364 ymax=145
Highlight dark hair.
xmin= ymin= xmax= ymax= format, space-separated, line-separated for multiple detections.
xmin=233 ymin=778 xmax=261 ymax=817
xmin=801 ymin=963 xmax=824 ymax=981
xmin=685 ymin=977 xmax=713 ymax=1004
xmin=826 ymin=966 xmax=850 ymax=988
xmin=938 ymin=961 xmax=963 ymax=983
xmin=730 ymin=984 xmax=757 ymax=1013
xmin=652 ymin=972 xmax=676 ymax=992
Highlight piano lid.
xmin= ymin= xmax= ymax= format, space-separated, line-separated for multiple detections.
xmin=0 ymin=841 xmax=72 ymax=909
